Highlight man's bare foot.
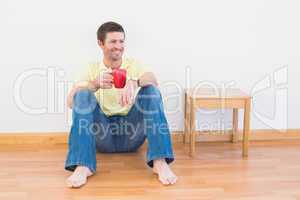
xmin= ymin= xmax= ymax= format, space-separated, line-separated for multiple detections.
xmin=66 ymin=166 xmax=93 ymax=188
xmin=153 ymin=159 xmax=178 ymax=185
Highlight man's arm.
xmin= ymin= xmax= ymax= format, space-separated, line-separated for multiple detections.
xmin=67 ymin=69 xmax=114 ymax=109
xmin=138 ymin=72 xmax=158 ymax=87
xmin=67 ymin=80 xmax=98 ymax=109
xmin=118 ymin=72 xmax=158 ymax=106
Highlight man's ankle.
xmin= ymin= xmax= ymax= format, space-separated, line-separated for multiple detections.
xmin=153 ymin=159 xmax=166 ymax=167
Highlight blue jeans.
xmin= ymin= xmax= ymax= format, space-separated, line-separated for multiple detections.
xmin=65 ymin=85 xmax=175 ymax=173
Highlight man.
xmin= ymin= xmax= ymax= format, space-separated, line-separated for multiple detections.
xmin=64 ymin=21 xmax=178 ymax=188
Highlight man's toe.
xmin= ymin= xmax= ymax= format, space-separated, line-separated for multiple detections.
xmin=66 ymin=176 xmax=77 ymax=187
xmin=170 ymin=176 xmax=177 ymax=184
xmin=73 ymin=180 xmax=83 ymax=188
xmin=66 ymin=179 xmax=73 ymax=188
xmin=160 ymin=177 xmax=170 ymax=185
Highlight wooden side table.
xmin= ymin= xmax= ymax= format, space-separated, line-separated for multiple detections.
xmin=184 ymin=88 xmax=252 ymax=157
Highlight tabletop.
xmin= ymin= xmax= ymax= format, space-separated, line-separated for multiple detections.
xmin=185 ymin=88 xmax=251 ymax=99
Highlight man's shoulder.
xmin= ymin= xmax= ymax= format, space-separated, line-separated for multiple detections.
xmin=87 ymin=58 xmax=137 ymax=68
xmin=87 ymin=61 xmax=102 ymax=68
xmin=123 ymin=57 xmax=146 ymax=68
xmin=86 ymin=57 xmax=147 ymax=70
xmin=85 ymin=61 xmax=103 ymax=73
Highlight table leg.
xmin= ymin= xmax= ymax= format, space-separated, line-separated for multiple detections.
xmin=243 ymin=98 xmax=251 ymax=157
xmin=232 ymin=108 xmax=239 ymax=143
xmin=184 ymin=92 xmax=190 ymax=144
xmin=189 ymin=98 xmax=196 ymax=157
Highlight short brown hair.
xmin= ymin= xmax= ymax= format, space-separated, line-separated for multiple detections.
xmin=97 ymin=21 xmax=125 ymax=43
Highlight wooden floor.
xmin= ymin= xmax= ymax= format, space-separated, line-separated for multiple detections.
xmin=1 ymin=140 xmax=300 ymax=200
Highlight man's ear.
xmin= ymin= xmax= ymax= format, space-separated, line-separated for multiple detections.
xmin=97 ymin=40 xmax=104 ymax=49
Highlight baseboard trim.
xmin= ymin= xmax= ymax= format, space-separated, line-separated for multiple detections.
xmin=0 ymin=132 xmax=68 ymax=145
xmin=173 ymin=129 xmax=300 ymax=142
xmin=0 ymin=129 xmax=300 ymax=145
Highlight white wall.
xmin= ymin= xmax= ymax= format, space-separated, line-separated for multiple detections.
xmin=0 ymin=0 xmax=299 ymax=132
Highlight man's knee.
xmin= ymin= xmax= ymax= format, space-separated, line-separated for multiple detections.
xmin=73 ymin=89 xmax=97 ymax=113
xmin=138 ymin=85 xmax=161 ymax=98
xmin=135 ymin=85 xmax=164 ymax=114
xmin=74 ymin=89 xmax=94 ymax=102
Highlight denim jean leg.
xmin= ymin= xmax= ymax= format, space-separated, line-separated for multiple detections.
xmin=64 ymin=89 xmax=99 ymax=173
xmin=93 ymin=107 xmax=117 ymax=153
xmin=135 ymin=85 xmax=175 ymax=168
xmin=118 ymin=109 xmax=147 ymax=153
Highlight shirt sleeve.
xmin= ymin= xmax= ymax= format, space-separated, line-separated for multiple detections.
xmin=70 ymin=64 xmax=94 ymax=91
xmin=73 ymin=64 xmax=93 ymax=83
xmin=128 ymin=59 xmax=151 ymax=80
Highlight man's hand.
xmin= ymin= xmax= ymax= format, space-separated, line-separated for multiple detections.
xmin=67 ymin=69 xmax=114 ymax=109
xmin=138 ymin=72 xmax=158 ymax=87
xmin=118 ymin=79 xmax=138 ymax=107
xmin=93 ymin=69 xmax=114 ymax=89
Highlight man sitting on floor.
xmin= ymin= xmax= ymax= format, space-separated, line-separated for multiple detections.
xmin=64 ymin=21 xmax=178 ymax=188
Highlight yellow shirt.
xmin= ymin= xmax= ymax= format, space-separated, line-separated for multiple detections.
xmin=75 ymin=57 xmax=149 ymax=116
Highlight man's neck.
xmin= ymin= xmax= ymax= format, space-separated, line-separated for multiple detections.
xmin=103 ymin=57 xmax=122 ymax=69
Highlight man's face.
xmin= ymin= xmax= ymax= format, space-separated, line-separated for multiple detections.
xmin=98 ymin=32 xmax=125 ymax=61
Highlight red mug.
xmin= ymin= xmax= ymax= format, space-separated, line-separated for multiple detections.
xmin=112 ymin=68 xmax=127 ymax=88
